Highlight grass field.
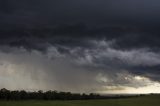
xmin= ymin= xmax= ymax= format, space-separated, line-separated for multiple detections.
xmin=0 ymin=95 xmax=160 ymax=106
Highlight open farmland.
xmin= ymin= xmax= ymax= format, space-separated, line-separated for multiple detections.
xmin=0 ymin=95 xmax=160 ymax=106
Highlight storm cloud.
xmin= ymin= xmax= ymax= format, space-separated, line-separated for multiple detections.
xmin=0 ymin=0 xmax=160 ymax=94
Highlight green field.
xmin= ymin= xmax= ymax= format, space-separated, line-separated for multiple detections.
xmin=0 ymin=95 xmax=160 ymax=106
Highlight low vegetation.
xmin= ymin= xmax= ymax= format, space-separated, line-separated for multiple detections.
xmin=0 ymin=94 xmax=160 ymax=106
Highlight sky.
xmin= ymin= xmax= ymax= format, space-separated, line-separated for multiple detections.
xmin=0 ymin=0 xmax=160 ymax=94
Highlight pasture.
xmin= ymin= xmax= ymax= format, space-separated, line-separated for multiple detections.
xmin=0 ymin=95 xmax=159 ymax=106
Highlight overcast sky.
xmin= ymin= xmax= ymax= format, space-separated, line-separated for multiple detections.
xmin=0 ymin=0 xmax=160 ymax=94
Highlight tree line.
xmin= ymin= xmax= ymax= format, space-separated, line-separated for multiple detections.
xmin=0 ymin=88 xmax=144 ymax=100
xmin=0 ymin=88 xmax=102 ymax=100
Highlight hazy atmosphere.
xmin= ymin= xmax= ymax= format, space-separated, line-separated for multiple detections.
xmin=0 ymin=0 xmax=160 ymax=94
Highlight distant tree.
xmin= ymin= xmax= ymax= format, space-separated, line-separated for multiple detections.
xmin=0 ymin=88 xmax=10 ymax=100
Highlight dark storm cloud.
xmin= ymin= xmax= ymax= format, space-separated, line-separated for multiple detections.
xmin=0 ymin=0 xmax=160 ymax=92
xmin=0 ymin=23 xmax=160 ymax=51
xmin=1 ymin=0 xmax=160 ymax=27
xmin=1 ymin=0 xmax=160 ymax=49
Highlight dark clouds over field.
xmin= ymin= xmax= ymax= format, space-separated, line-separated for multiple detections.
xmin=0 ymin=0 xmax=160 ymax=93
